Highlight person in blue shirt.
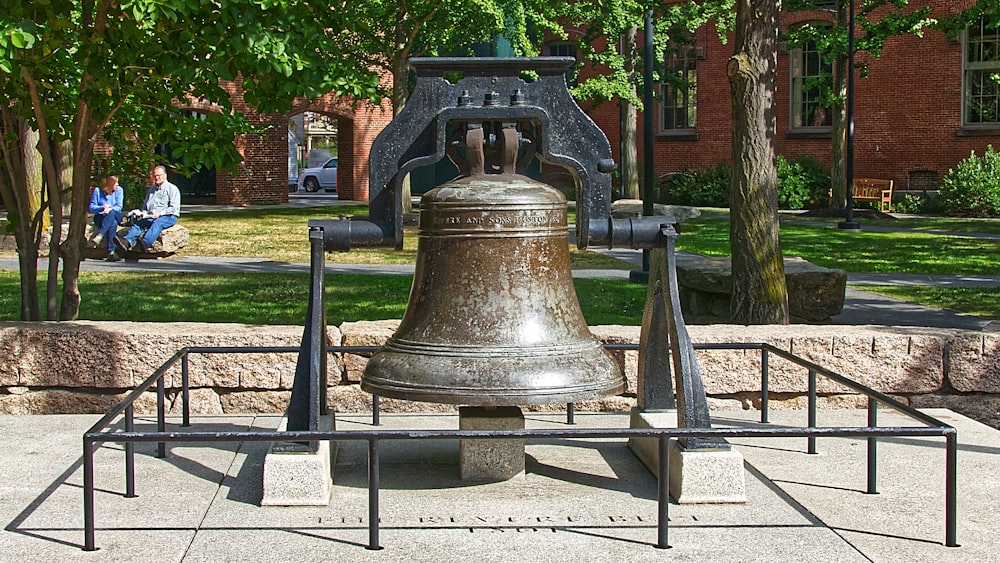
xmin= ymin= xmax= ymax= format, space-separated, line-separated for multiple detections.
xmin=114 ymin=165 xmax=181 ymax=259
xmin=87 ymin=174 xmax=124 ymax=260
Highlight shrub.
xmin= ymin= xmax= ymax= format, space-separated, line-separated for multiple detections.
xmin=890 ymin=192 xmax=946 ymax=215
xmin=662 ymin=162 xmax=730 ymax=207
xmin=776 ymin=155 xmax=830 ymax=210
xmin=938 ymin=145 xmax=1000 ymax=217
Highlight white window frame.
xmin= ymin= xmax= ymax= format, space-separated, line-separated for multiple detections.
xmin=789 ymin=35 xmax=832 ymax=131
xmin=659 ymin=45 xmax=698 ymax=133
xmin=963 ymin=14 xmax=1000 ymax=126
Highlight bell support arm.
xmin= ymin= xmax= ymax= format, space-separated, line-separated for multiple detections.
xmin=368 ymin=57 xmax=619 ymax=250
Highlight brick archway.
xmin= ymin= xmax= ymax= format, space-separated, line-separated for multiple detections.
xmin=289 ymin=95 xmax=393 ymax=202
xmin=215 ymin=79 xmax=392 ymax=205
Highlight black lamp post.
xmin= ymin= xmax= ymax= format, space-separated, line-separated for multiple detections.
xmin=838 ymin=0 xmax=861 ymax=231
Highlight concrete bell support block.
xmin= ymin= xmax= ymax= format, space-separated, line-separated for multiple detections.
xmin=261 ymin=416 xmax=336 ymax=506
xmin=459 ymin=406 xmax=525 ymax=481
xmin=628 ymin=408 xmax=747 ymax=504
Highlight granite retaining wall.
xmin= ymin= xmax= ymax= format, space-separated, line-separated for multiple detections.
xmin=1 ymin=321 xmax=997 ymax=428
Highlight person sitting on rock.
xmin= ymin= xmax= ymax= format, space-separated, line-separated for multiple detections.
xmin=87 ymin=174 xmax=124 ymax=260
xmin=114 ymin=165 xmax=181 ymax=258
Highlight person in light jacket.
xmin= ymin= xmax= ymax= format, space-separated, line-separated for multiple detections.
xmin=114 ymin=165 xmax=181 ymax=258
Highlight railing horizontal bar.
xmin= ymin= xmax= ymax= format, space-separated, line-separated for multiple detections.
xmin=84 ymin=424 xmax=954 ymax=445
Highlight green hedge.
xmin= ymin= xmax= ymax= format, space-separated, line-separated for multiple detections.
xmin=659 ymin=156 xmax=831 ymax=210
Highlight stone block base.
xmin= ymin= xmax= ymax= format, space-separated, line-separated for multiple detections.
xmin=261 ymin=416 xmax=336 ymax=506
xmin=459 ymin=406 xmax=525 ymax=481
xmin=628 ymin=408 xmax=747 ymax=504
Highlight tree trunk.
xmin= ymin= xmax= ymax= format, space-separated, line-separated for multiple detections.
xmin=59 ymin=103 xmax=96 ymax=320
xmin=0 ymin=108 xmax=42 ymax=320
xmin=620 ymin=26 xmax=640 ymax=200
xmin=726 ymin=0 xmax=789 ymax=325
xmin=23 ymin=128 xmax=61 ymax=321
xmin=54 ymin=139 xmax=76 ymax=319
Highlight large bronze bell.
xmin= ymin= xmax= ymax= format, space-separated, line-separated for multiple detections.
xmin=362 ymin=124 xmax=625 ymax=406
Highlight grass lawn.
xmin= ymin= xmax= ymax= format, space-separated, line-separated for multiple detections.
xmin=3 ymin=205 xmax=1000 ymax=323
xmin=0 ymin=271 xmax=649 ymax=326
xmin=677 ymin=215 xmax=1000 ymax=275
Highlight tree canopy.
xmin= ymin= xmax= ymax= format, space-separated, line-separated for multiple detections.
xmin=0 ymin=0 xmax=382 ymax=320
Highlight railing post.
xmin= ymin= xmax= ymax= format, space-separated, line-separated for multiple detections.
xmin=760 ymin=348 xmax=770 ymax=423
xmin=156 ymin=376 xmax=166 ymax=459
xmin=372 ymin=394 xmax=380 ymax=426
xmin=368 ymin=438 xmax=383 ymax=551
xmin=566 ymin=403 xmax=576 ymax=425
xmin=125 ymin=406 xmax=136 ymax=498
xmin=867 ymin=398 xmax=878 ymax=495
xmin=946 ymin=431 xmax=959 ymax=547
xmin=181 ymin=352 xmax=191 ymax=427
xmin=656 ymin=434 xmax=670 ymax=549
xmin=807 ymin=370 xmax=817 ymax=454
xmin=83 ymin=437 xmax=97 ymax=551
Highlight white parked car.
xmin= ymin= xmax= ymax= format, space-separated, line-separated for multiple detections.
xmin=298 ymin=157 xmax=338 ymax=192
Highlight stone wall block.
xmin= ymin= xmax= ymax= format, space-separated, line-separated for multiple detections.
xmin=948 ymin=334 xmax=1000 ymax=393
xmin=749 ymin=393 xmax=891 ymax=412
xmin=0 ymin=326 xmax=21 ymax=385
xmin=168 ymin=387 xmax=224 ymax=415
xmin=589 ymin=325 xmax=641 ymax=345
xmin=19 ymin=325 xmax=133 ymax=387
xmin=327 ymin=383 xmax=456 ymax=415
xmin=342 ymin=353 xmax=370 ymax=384
xmin=339 ymin=321 xmax=393 ymax=383
xmin=689 ymin=328 xmax=801 ymax=393
xmin=234 ymin=351 xmax=294 ymax=389
xmin=787 ymin=334 xmax=943 ymax=394
xmin=220 ymin=390 xmax=291 ymax=414
xmin=0 ymin=389 xmax=159 ymax=415
xmin=340 ymin=320 xmax=397 ymax=347
xmin=696 ymin=347 xmax=764 ymax=394
xmin=622 ymin=349 xmax=638 ymax=395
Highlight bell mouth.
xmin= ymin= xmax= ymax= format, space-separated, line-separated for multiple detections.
xmin=362 ymin=339 xmax=625 ymax=407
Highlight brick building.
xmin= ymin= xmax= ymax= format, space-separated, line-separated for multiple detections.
xmin=183 ymin=2 xmax=996 ymax=205
xmin=171 ymin=78 xmax=391 ymax=206
xmin=582 ymin=1 xmax=1000 ymax=199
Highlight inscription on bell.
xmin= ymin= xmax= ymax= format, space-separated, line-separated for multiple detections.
xmin=429 ymin=208 xmax=566 ymax=229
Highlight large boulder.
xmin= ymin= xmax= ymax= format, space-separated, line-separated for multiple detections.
xmin=84 ymin=223 xmax=189 ymax=259
xmin=674 ymin=254 xmax=847 ymax=322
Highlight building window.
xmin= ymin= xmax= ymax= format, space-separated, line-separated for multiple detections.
xmin=660 ymin=46 xmax=697 ymax=132
xmin=790 ymin=38 xmax=832 ymax=129
xmin=964 ymin=15 xmax=1000 ymax=125
xmin=546 ymin=42 xmax=577 ymax=85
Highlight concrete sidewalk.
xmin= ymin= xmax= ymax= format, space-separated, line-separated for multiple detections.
xmin=1 ymin=408 xmax=996 ymax=562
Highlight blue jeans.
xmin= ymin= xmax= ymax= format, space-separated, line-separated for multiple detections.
xmin=93 ymin=210 xmax=123 ymax=252
xmin=125 ymin=215 xmax=178 ymax=249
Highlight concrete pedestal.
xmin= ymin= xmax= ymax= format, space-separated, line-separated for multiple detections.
xmin=261 ymin=416 xmax=336 ymax=506
xmin=459 ymin=406 xmax=525 ymax=481
xmin=628 ymin=408 xmax=747 ymax=504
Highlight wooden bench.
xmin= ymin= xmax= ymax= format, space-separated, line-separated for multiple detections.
xmin=852 ymin=178 xmax=893 ymax=212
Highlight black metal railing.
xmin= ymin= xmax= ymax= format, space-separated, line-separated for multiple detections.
xmin=82 ymin=343 xmax=959 ymax=552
